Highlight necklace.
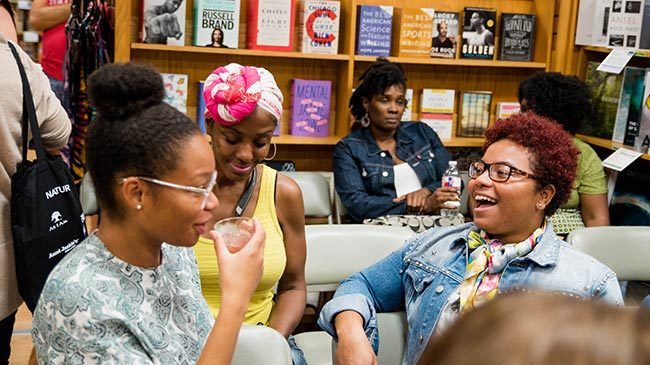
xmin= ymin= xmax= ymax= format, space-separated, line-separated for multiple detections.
xmin=235 ymin=166 xmax=257 ymax=216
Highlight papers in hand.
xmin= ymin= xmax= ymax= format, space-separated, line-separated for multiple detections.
xmin=394 ymin=163 xmax=422 ymax=198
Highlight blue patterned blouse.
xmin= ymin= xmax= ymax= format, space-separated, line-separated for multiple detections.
xmin=32 ymin=234 xmax=214 ymax=364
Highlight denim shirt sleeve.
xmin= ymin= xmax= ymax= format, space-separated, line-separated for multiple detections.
xmin=333 ymin=141 xmax=406 ymax=221
xmin=594 ymin=271 xmax=624 ymax=306
xmin=317 ymin=241 xmax=410 ymax=352
xmin=420 ymin=124 xmax=452 ymax=192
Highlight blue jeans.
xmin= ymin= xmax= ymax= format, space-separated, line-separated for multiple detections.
xmin=287 ymin=335 xmax=307 ymax=365
xmin=48 ymin=76 xmax=69 ymax=114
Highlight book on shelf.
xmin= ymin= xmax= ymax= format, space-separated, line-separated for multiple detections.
xmin=247 ymin=0 xmax=296 ymax=51
xmin=141 ymin=0 xmax=187 ymax=46
xmin=290 ymin=79 xmax=332 ymax=137
xmin=458 ymin=91 xmax=492 ymax=137
xmin=193 ymin=0 xmax=241 ymax=49
xmin=420 ymin=89 xmax=455 ymax=140
xmin=634 ymin=69 xmax=650 ymax=153
xmin=580 ymin=61 xmax=624 ymax=139
xmin=395 ymin=8 xmax=435 ymax=58
xmin=499 ymin=13 xmax=535 ymax=61
xmin=496 ymin=102 xmax=521 ymax=119
xmin=606 ymin=0 xmax=645 ymax=48
xmin=610 ymin=162 xmax=650 ymax=226
xmin=575 ymin=0 xmax=597 ymax=46
xmin=356 ymin=5 xmax=393 ymax=57
xmin=641 ymin=0 xmax=650 ymax=49
xmin=460 ymin=7 xmax=496 ymax=59
xmin=298 ymin=0 xmax=341 ymax=54
xmin=197 ymin=81 xmax=207 ymax=134
xmin=161 ymin=73 xmax=188 ymax=114
xmin=431 ymin=11 xmax=459 ymax=59
xmin=401 ymin=88 xmax=414 ymax=121
xmin=612 ymin=67 xmax=645 ymax=143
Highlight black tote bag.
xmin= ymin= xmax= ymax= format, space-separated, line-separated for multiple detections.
xmin=8 ymin=42 xmax=87 ymax=312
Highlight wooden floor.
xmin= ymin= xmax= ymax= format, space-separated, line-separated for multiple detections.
xmin=9 ymin=304 xmax=36 ymax=365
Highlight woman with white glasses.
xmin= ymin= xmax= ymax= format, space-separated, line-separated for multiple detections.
xmin=32 ymin=63 xmax=265 ymax=365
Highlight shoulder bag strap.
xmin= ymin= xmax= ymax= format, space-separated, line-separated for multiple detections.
xmin=8 ymin=41 xmax=47 ymax=162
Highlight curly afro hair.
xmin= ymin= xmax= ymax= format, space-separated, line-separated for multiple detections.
xmin=484 ymin=112 xmax=579 ymax=216
xmin=518 ymin=72 xmax=594 ymax=134
xmin=86 ymin=63 xmax=200 ymax=218
xmin=349 ymin=58 xmax=407 ymax=121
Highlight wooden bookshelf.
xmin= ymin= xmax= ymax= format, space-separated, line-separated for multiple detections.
xmin=355 ymin=55 xmax=547 ymax=69
xmin=582 ymin=46 xmax=650 ymax=58
xmin=131 ymin=43 xmax=351 ymax=61
xmin=115 ymin=0 xmax=558 ymax=170
xmin=576 ymin=135 xmax=650 ymax=162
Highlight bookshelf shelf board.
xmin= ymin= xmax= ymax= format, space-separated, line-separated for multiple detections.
xmin=275 ymin=135 xmax=341 ymax=145
xmin=354 ymin=55 xmax=547 ymax=69
xmin=582 ymin=46 xmax=650 ymax=59
xmin=444 ymin=137 xmax=486 ymax=148
xmin=131 ymin=43 xmax=351 ymax=61
xmin=576 ymin=134 xmax=650 ymax=161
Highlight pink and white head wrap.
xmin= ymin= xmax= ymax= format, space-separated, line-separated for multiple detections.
xmin=203 ymin=63 xmax=283 ymax=127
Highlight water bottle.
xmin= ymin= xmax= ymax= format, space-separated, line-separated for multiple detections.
xmin=440 ymin=161 xmax=461 ymax=219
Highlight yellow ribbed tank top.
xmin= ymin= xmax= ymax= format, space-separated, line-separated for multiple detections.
xmin=194 ymin=165 xmax=286 ymax=325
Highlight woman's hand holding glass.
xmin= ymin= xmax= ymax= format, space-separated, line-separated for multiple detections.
xmin=210 ymin=218 xmax=265 ymax=306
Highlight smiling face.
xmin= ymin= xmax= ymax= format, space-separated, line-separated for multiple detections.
xmin=210 ymin=106 xmax=276 ymax=182
xmin=212 ymin=28 xmax=223 ymax=44
xmin=362 ymin=84 xmax=406 ymax=134
xmin=469 ymin=139 xmax=555 ymax=243
xmin=140 ymin=133 xmax=218 ymax=246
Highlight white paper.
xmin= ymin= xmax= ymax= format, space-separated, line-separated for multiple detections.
xmin=597 ymin=48 xmax=636 ymax=74
xmin=602 ymin=147 xmax=643 ymax=171
xmin=393 ymin=163 xmax=422 ymax=198
xmin=421 ymin=118 xmax=452 ymax=140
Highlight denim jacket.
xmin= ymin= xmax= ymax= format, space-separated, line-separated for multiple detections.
xmin=333 ymin=122 xmax=451 ymax=222
xmin=318 ymin=222 xmax=623 ymax=365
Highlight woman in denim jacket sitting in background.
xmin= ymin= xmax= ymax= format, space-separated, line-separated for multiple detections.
xmin=333 ymin=59 xmax=457 ymax=222
xmin=319 ymin=113 xmax=623 ymax=365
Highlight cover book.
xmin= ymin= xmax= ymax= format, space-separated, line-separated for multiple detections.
xmin=396 ymin=8 xmax=435 ymax=58
xmin=612 ymin=67 xmax=645 ymax=143
xmin=580 ymin=61 xmax=624 ymax=139
xmin=640 ymin=0 xmax=650 ymax=49
xmin=610 ymin=162 xmax=650 ymax=226
xmin=161 ymin=73 xmax=188 ymax=114
xmin=606 ymin=0 xmax=644 ymax=48
xmin=193 ymin=0 xmax=241 ymax=48
xmin=634 ymin=69 xmax=650 ymax=153
xmin=431 ymin=11 xmax=459 ymax=59
xmin=290 ymin=79 xmax=331 ymax=137
xmin=458 ymin=91 xmax=492 ymax=137
xmin=401 ymin=88 xmax=414 ymax=121
xmin=142 ymin=0 xmax=187 ymax=45
xmin=247 ymin=0 xmax=296 ymax=51
xmin=496 ymin=102 xmax=521 ymax=120
xmin=298 ymin=0 xmax=341 ymax=54
xmin=420 ymin=89 xmax=455 ymax=140
xmin=499 ymin=13 xmax=535 ymax=61
xmin=356 ymin=5 xmax=393 ymax=56
xmin=197 ymin=81 xmax=207 ymax=134
xmin=460 ymin=7 xmax=496 ymax=59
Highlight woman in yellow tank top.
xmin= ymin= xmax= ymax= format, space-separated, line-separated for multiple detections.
xmin=194 ymin=63 xmax=307 ymax=364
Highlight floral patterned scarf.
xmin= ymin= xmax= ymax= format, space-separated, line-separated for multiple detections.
xmin=459 ymin=222 xmax=546 ymax=313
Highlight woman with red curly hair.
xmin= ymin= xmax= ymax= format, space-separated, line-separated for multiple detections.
xmin=317 ymin=112 xmax=623 ymax=365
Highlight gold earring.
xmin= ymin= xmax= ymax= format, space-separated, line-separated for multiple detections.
xmin=264 ymin=139 xmax=277 ymax=161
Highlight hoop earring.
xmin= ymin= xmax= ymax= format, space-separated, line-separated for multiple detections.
xmin=264 ymin=139 xmax=277 ymax=161
xmin=360 ymin=111 xmax=370 ymax=128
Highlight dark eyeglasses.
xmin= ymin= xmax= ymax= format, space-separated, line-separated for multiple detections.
xmin=469 ymin=160 xmax=537 ymax=182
